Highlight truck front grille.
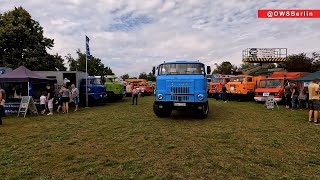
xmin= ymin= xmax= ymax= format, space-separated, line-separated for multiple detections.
xmin=170 ymin=95 xmax=190 ymax=101
xmin=171 ymin=87 xmax=190 ymax=94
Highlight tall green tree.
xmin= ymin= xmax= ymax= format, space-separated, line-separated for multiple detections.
xmin=280 ymin=53 xmax=312 ymax=72
xmin=213 ymin=61 xmax=237 ymax=74
xmin=0 ymin=7 xmax=65 ymax=70
xmin=69 ymin=49 xmax=114 ymax=76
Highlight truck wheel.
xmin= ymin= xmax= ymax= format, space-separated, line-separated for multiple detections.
xmin=153 ymin=103 xmax=172 ymax=117
xmin=198 ymin=102 xmax=209 ymax=119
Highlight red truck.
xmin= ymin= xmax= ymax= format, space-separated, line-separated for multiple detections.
xmin=208 ymin=76 xmax=230 ymax=99
xmin=254 ymin=72 xmax=309 ymax=102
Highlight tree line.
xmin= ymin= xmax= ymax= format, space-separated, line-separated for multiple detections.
xmin=0 ymin=7 xmax=114 ymax=76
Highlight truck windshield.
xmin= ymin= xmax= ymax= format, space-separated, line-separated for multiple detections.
xmin=212 ymin=78 xmax=225 ymax=83
xmin=259 ymin=79 xmax=283 ymax=88
xmin=230 ymin=77 xmax=245 ymax=82
xmin=86 ymin=79 xmax=103 ymax=85
xmin=159 ymin=63 xmax=205 ymax=75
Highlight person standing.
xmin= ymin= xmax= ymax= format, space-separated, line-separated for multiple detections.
xmin=308 ymin=78 xmax=320 ymax=124
xmin=40 ymin=92 xmax=47 ymax=114
xmin=132 ymin=87 xmax=139 ymax=105
xmin=222 ymin=84 xmax=227 ymax=103
xmin=71 ymin=84 xmax=79 ymax=112
xmin=61 ymin=85 xmax=71 ymax=113
xmin=46 ymin=84 xmax=55 ymax=115
xmin=0 ymin=86 xmax=6 ymax=125
xmin=141 ymin=87 xmax=145 ymax=97
xmin=284 ymin=82 xmax=292 ymax=109
xmin=291 ymin=82 xmax=299 ymax=110
xmin=56 ymin=87 xmax=63 ymax=113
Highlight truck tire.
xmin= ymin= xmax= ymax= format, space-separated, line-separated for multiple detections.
xmin=153 ymin=102 xmax=172 ymax=118
xmin=198 ymin=101 xmax=209 ymax=119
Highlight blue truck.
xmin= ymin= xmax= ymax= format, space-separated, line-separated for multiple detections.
xmin=79 ymin=77 xmax=108 ymax=106
xmin=152 ymin=60 xmax=211 ymax=118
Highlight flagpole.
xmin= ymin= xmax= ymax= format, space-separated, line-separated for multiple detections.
xmin=85 ymin=37 xmax=89 ymax=107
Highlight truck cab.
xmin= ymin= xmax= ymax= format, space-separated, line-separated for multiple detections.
xmin=80 ymin=77 xmax=107 ymax=106
xmin=153 ymin=60 xmax=211 ymax=118
xmin=254 ymin=72 xmax=309 ymax=102
xmin=227 ymin=75 xmax=262 ymax=101
xmin=103 ymin=75 xmax=124 ymax=100
xmin=209 ymin=76 xmax=230 ymax=99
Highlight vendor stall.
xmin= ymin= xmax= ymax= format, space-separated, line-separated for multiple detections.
xmin=0 ymin=66 xmax=56 ymax=115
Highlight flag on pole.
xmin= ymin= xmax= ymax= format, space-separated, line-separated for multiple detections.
xmin=86 ymin=35 xmax=90 ymax=60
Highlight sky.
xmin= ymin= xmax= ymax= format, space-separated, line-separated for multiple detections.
xmin=1 ymin=0 xmax=320 ymax=77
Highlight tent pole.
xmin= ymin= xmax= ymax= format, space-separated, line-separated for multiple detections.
xmin=28 ymin=81 xmax=30 ymax=96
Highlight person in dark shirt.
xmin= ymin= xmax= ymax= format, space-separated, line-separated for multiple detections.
xmin=291 ymin=82 xmax=299 ymax=110
xmin=222 ymin=85 xmax=227 ymax=102
xmin=284 ymin=82 xmax=292 ymax=109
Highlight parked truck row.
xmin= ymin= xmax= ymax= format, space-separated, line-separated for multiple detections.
xmin=208 ymin=71 xmax=309 ymax=102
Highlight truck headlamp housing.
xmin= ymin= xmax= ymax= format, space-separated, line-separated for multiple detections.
xmin=158 ymin=94 xmax=163 ymax=100
xmin=198 ymin=94 xmax=204 ymax=101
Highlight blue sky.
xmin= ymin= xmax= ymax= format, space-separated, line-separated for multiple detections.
xmin=1 ymin=0 xmax=320 ymax=76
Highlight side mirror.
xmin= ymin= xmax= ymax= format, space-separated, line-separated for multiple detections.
xmin=207 ymin=66 xmax=211 ymax=75
xmin=152 ymin=66 xmax=155 ymax=75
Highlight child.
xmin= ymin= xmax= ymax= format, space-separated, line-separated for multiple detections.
xmin=40 ymin=93 xmax=47 ymax=114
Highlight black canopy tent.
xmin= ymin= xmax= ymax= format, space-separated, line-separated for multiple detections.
xmin=0 ymin=66 xmax=56 ymax=96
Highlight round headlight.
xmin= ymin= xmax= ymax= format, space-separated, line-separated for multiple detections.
xmin=158 ymin=94 xmax=163 ymax=100
xmin=198 ymin=94 xmax=204 ymax=100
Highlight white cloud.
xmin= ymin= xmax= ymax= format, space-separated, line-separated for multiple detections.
xmin=1 ymin=0 xmax=320 ymax=76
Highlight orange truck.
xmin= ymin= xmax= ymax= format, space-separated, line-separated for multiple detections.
xmin=208 ymin=76 xmax=231 ymax=99
xmin=226 ymin=75 xmax=263 ymax=101
xmin=133 ymin=82 xmax=153 ymax=96
xmin=254 ymin=72 xmax=309 ymax=102
xmin=125 ymin=79 xmax=153 ymax=96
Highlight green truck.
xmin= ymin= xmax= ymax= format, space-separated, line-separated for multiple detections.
xmin=104 ymin=75 xmax=124 ymax=100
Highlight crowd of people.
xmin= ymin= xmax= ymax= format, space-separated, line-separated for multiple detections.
xmin=41 ymin=83 xmax=79 ymax=116
xmin=284 ymin=82 xmax=308 ymax=110
xmin=284 ymin=79 xmax=320 ymax=124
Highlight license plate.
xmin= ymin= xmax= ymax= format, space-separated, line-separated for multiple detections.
xmin=174 ymin=103 xmax=186 ymax=107
xmin=263 ymin=92 xmax=269 ymax=97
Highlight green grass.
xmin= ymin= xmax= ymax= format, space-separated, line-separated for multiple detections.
xmin=1 ymin=96 xmax=320 ymax=179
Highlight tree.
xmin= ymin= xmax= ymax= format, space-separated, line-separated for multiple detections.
xmin=238 ymin=62 xmax=258 ymax=70
xmin=139 ymin=72 xmax=147 ymax=79
xmin=121 ymin=74 xmax=129 ymax=80
xmin=0 ymin=7 xmax=65 ymax=70
xmin=281 ymin=53 xmax=312 ymax=72
xmin=69 ymin=49 xmax=114 ymax=76
xmin=147 ymin=72 xmax=156 ymax=81
xmin=213 ymin=61 xmax=237 ymax=74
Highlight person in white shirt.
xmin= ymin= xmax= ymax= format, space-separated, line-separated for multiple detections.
xmin=132 ymin=88 xmax=139 ymax=105
xmin=40 ymin=93 xmax=47 ymax=114
xmin=141 ymin=87 xmax=145 ymax=97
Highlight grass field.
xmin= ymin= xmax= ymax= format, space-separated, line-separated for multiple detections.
xmin=1 ymin=96 xmax=320 ymax=179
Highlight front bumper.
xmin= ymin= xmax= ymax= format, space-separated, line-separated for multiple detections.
xmin=154 ymin=101 xmax=207 ymax=108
